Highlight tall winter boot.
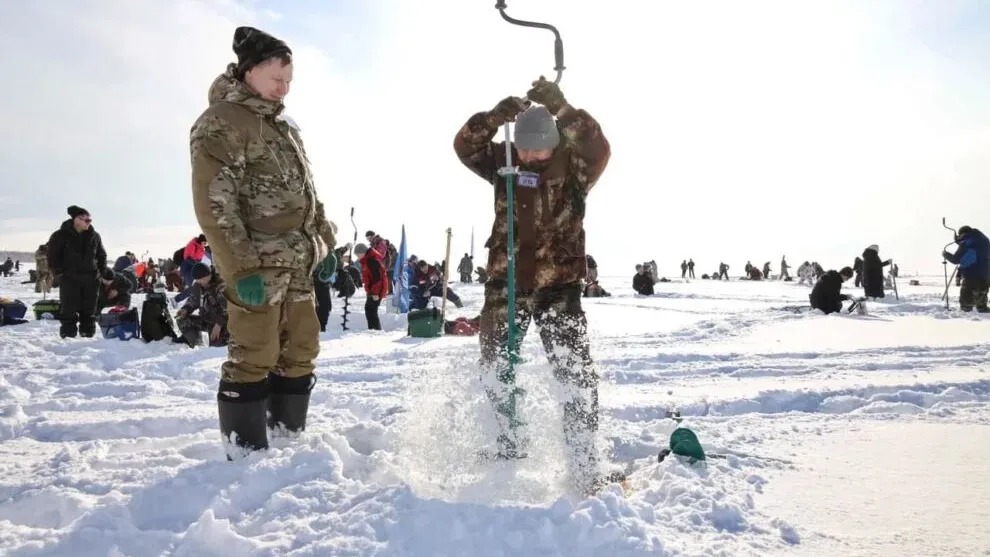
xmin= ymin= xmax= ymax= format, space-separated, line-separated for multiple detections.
xmin=217 ymin=379 xmax=269 ymax=460
xmin=267 ymin=373 xmax=316 ymax=436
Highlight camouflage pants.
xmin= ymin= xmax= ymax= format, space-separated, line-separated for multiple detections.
xmin=35 ymin=272 xmax=52 ymax=294
xmin=479 ymin=280 xmax=599 ymax=489
xmin=959 ymin=276 xmax=989 ymax=312
xmin=220 ymin=267 xmax=320 ymax=384
xmin=177 ymin=314 xmax=230 ymax=347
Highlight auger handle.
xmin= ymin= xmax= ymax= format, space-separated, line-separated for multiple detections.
xmin=495 ymin=1 xmax=565 ymax=85
xmin=942 ymin=217 xmax=957 ymax=236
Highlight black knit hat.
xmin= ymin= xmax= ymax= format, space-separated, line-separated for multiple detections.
xmin=232 ymin=26 xmax=292 ymax=78
xmin=67 ymin=205 xmax=90 ymax=219
xmin=101 ymin=268 xmax=115 ymax=281
xmin=192 ymin=263 xmax=212 ymax=280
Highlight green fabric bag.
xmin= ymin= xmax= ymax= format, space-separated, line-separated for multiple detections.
xmin=669 ymin=427 xmax=706 ymax=463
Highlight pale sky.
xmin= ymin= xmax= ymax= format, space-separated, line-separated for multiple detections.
xmin=1 ymin=0 xmax=987 ymax=276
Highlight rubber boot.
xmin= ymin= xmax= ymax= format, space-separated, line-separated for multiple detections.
xmin=217 ymin=379 xmax=269 ymax=460
xmin=267 ymin=373 xmax=316 ymax=436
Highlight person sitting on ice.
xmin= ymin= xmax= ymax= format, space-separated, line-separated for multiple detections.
xmin=809 ymin=266 xmax=855 ymax=314
xmin=633 ymin=264 xmax=654 ymax=295
xmin=475 ymin=265 xmax=489 ymax=284
xmin=410 ymin=259 xmax=463 ymax=310
xmin=586 ymin=254 xmax=599 ymax=283
xmin=175 ymin=263 xmax=229 ymax=347
xmin=943 ymin=225 xmax=990 ymax=313
xmin=583 ymin=279 xmax=611 ymax=298
xmin=97 ymin=268 xmax=132 ymax=311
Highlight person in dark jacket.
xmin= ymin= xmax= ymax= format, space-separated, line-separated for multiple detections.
xmin=943 ymin=225 xmax=990 ymax=312
xmin=113 ymin=252 xmax=136 ymax=272
xmin=47 ymin=205 xmax=107 ymax=338
xmin=861 ymin=244 xmax=892 ymax=298
xmin=853 ymin=256 xmax=864 ymax=287
xmin=312 ymin=252 xmax=337 ymax=332
xmin=457 ymin=254 xmax=473 ymax=283
xmin=810 ymin=267 xmax=855 ymax=314
xmin=586 ymin=254 xmax=599 ymax=283
xmin=97 ymin=268 xmax=133 ymax=310
xmin=176 ymin=263 xmax=230 ymax=346
xmin=633 ymin=264 xmax=654 ymax=295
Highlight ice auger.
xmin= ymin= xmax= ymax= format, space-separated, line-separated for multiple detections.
xmin=491 ymin=0 xmax=566 ymax=443
xmin=942 ymin=217 xmax=959 ymax=310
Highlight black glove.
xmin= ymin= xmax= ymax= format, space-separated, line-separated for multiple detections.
xmin=487 ymin=96 xmax=530 ymax=126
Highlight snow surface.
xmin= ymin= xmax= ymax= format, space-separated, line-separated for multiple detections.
xmin=1 ymin=270 xmax=989 ymax=556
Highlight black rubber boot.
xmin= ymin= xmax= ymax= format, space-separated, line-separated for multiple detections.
xmin=217 ymin=379 xmax=269 ymax=460
xmin=267 ymin=373 xmax=316 ymax=435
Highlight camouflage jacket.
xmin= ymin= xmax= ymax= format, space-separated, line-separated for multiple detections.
xmin=189 ymin=64 xmax=336 ymax=284
xmin=453 ymin=104 xmax=610 ymax=291
xmin=34 ymin=247 xmax=49 ymax=275
xmin=182 ymin=277 xmax=228 ymax=327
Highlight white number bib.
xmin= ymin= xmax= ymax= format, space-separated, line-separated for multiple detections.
xmin=517 ymin=171 xmax=540 ymax=188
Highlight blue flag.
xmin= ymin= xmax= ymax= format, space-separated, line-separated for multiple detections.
xmin=391 ymin=225 xmax=410 ymax=314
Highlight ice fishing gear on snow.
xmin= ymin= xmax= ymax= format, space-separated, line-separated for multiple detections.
xmin=654 ymin=427 xmax=793 ymax=466
xmin=658 ymin=427 xmax=706 ymax=463
xmin=889 ymin=262 xmax=899 ymax=301
xmin=942 ymin=217 xmax=959 ymax=310
xmin=847 ymin=297 xmax=867 ymax=315
xmin=407 ymin=229 xmax=453 ymax=339
xmin=440 ymin=228 xmax=453 ymax=323
xmin=488 ymin=0 xmax=568 ymax=453
xmin=342 ymin=207 xmax=357 ymax=331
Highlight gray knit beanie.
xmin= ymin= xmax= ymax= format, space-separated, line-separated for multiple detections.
xmin=514 ymin=106 xmax=560 ymax=151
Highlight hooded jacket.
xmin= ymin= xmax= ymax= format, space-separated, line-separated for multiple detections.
xmin=861 ymin=246 xmax=889 ymax=298
xmin=189 ymin=64 xmax=337 ymax=295
xmin=945 ymin=228 xmax=990 ymax=281
xmin=46 ymin=220 xmax=107 ymax=279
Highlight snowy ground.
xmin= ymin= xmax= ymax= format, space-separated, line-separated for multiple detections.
xmin=1 ymin=269 xmax=989 ymax=556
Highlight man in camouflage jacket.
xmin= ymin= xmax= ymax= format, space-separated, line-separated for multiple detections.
xmin=190 ymin=26 xmax=337 ymax=458
xmin=453 ymin=77 xmax=610 ymax=494
xmin=176 ymin=263 xmax=231 ymax=347
xmin=34 ymin=244 xmax=51 ymax=294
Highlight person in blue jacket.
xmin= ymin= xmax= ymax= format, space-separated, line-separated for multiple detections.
xmin=943 ymin=225 xmax=990 ymax=312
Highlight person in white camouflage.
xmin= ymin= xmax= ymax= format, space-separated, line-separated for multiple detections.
xmin=190 ymin=26 xmax=337 ymax=459
xmin=34 ymin=244 xmax=51 ymax=294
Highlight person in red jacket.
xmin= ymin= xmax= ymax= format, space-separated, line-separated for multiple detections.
xmin=182 ymin=234 xmax=208 ymax=287
xmin=355 ymin=243 xmax=388 ymax=330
